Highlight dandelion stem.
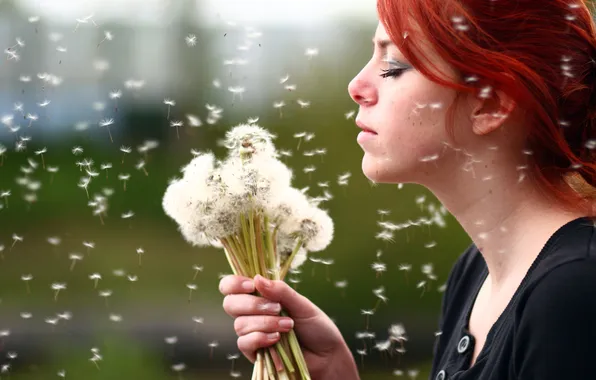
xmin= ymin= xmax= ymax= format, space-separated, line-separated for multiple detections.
xmin=280 ymin=238 xmax=303 ymax=280
xmin=226 ymin=236 xmax=249 ymax=276
xmin=248 ymin=209 xmax=260 ymax=275
xmin=253 ymin=212 xmax=268 ymax=277
xmin=221 ymin=239 xmax=241 ymax=276
xmin=25 ymin=282 xmax=30 ymax=294
xmin=263 ymin=350 xmax=276 ymax=379
xmin=240 ymin=213 xmax=255 ymax=274
xmin=107 ymin=127 xmax=113 ymax=143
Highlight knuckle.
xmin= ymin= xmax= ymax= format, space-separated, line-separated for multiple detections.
xmin=222 ymin=295 xmax=235 ymax=314
xmin=233 ymin=317 xmax=245 ymax=336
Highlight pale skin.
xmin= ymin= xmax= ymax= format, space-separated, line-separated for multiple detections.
xmin=220 ymin=21 xmax=585 ymax=376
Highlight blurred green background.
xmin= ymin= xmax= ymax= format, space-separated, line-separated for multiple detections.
xmin=0 ymin=0 xmax=472 ymax=378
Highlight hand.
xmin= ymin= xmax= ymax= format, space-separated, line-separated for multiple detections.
xmin=219 ymin=274 xmax=359 ymax=380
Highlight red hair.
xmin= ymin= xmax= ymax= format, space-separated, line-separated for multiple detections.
xmin=377 ymin=0 xmax=596 ymax=216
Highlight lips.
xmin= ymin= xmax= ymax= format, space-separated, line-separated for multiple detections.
xmin=356 ymin=120 xmax=377 ymax=135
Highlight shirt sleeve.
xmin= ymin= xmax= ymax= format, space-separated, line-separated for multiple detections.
xmin=513 ymin=259 xmax=596 ymax=379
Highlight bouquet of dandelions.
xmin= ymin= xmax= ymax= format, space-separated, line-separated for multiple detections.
xmin=162 ymin=123 xmax=333 ymax=380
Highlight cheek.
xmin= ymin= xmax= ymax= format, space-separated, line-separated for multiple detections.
xmin=380 ymin=95 xmax=449 ymax=159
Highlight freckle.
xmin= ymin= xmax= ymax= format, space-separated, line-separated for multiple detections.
xmin=489 ymin=189 xmax=493 ymax=194
xmin=485 ymin=164 xmax=488 ymax=168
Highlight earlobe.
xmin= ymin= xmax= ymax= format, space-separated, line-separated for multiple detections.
xmin=471 ymin=90 xmax=516 ymax=136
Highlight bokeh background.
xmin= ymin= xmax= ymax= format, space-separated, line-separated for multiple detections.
xmin=0 ymin=0 xmax=473 ymax=378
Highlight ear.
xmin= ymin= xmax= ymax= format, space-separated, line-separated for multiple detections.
xmin=470 ymin=89 xmax=516 ymax=136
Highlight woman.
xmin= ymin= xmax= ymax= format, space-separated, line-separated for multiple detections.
xmin=219 ymin=0 xmax=596 ymax=378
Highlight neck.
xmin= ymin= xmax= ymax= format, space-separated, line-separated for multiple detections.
xmin=421 ymin=147 xmax=583 ymax=288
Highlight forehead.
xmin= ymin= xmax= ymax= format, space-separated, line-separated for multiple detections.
xmin=374 ymin=22 xmax=390 ymax=39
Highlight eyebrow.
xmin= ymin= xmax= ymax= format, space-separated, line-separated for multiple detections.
xmin=372 ymin=38 xmax=394 ymax=50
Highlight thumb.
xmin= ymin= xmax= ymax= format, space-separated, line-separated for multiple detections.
xmin=254 ymin=275 xmax=319 ymax=320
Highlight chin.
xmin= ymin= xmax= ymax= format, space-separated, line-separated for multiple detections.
xmin=361 ymin=153 xmax=401 ymax=184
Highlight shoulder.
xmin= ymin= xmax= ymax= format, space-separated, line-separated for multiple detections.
xmin=520 ymin=258 xmax=596 ymax=317
xmin=512 ymin=258 xmax=596 ymax=378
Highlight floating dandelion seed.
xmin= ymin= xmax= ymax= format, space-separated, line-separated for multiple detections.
xmin=83 ymin=241 xmax=95 ymax=254
xmin=0 ymin=245 xmax=4 ymax=260
xmin=69 ymin=253 xmax=82 ymax=271
xmin=280 ymin=74 xmax=290 ymax=84
xmin=296 ymin=99 xmax=311 ymax=108
xmin=371 ymin=262 xmax=387 ymax=278
xmin=137 ymin=247 xmax=144 ymax=266
xmin=208 ymin=341 xmax=219 ymax=360
xmin=72 ymin=146 xmax=83 ymax=155
xmin=118 ymin=173 xmax=130 ymax=191
xmin=303 ymin=165 xmax=316 ymax=180
xmin=34 ymin=147 xmax=47 ymax=168
xmin=172 ymin=363 xmax=186 ymax=379
xmin=136 ymin=160 xmax=148 ymax=176
xmin=99 ymin=289 xmax=112 ymax=307
xmin=97 ymin=30 xmax=113 ymax=48
xmin=185 ymin=114 xmax=202 ymax=128
xmin=119 ymin=146 xmax=131 ymax=163
xmin=356 ymin=348 xmax=367 ymax=367
xmin=192 ymin=265 xmax=203 ymax=280
xmin=164 ymin=98 xmax=176 ymax=119
xmin=90 ymin=353 xmax=102 ymax=369
xmin=21 ymin=274 xmax=32 ymax=294
xmin=228 ymin=86 xmax=246 ymax=102
xmin=98 ymin=118 xmax=114 ymax=142
xmin=273 ymin=100 xmax=285 ymax=117
xmin=100 ymin=162 xmax=112 ymax=178
xmin=192 ymin=316 xmax=204 ymax=333
xmin=334 ymin=280 xmax=348 ymax=297
xmin=37 ymin=99 xmax=50 ymax=107
xmin=186 ymin=283 xmax=197 ymax=302
xmin=78 ymin=176 xmax=91 ymax=199
xmin=417 ymin=280 xmax=427 ymax=297
xmin=10 ymin=233 xmax=22 ymax=251
xmin=121 ymin=210 xmax=134 ymax=219
xmin=0 ymin=144 xmax=6 ymax=166
xmin=89 ymin=273 xmax=101 ymax=289
xmin=170 ymin=120 xmax=183 ymax=139
xmin=185 ymin=34 xmax=197 ymax=46
xmin=109 ymin=90 xmax=121 ymax=111
xmin=1 ymin=190 xmax=11 ymax=208
xmin=51 ymin=283 xmax=66 ymax=301
xmin=305 ymin=47 xmax=319 ymax=59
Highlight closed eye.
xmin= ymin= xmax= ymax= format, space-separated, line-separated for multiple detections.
xmin=380 ymin=68 xmax=406 ymax=78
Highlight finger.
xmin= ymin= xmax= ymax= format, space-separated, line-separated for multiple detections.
xmin=254 ymin=274 xmax=319 ymax=319
xmin=237 ymin=331 xmax=281 ymax=362
xmin=219 ymin=275 xmax=255 ymax=295
xmin=268 ymin=347 xmax=284 ymax=372
xmin=234 ymin=315 xmax=294 ymax=336
xmin=222 ymin=294 xmax=282 ymax=318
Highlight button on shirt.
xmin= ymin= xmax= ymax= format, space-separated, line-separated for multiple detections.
xmin=430 ymin=216 xmax=596 ymax=379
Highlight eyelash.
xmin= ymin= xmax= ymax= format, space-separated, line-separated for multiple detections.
xmin=380 ymin=68 xmax=406 ymax=78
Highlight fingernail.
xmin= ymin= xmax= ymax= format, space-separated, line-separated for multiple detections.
xmin=278 ymin=319 xmax=294 ymax=329
xmin=241 ymin=281 xmax=254 ymax=291
xmin=267 ymin=332 xmax=279 ymax=341
xmin=260 ymin=303 xmax=281 ymax=313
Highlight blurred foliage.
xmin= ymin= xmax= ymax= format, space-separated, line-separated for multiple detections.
xmin=0 ymin=3 xmax=473 ymax=379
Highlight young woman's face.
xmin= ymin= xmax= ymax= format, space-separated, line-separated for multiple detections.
xmin=348 ymin=22 xmax=469 ymax=184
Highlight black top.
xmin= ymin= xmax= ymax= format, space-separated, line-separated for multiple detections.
xmin=430 ymin=216 xmax=596 ymax=380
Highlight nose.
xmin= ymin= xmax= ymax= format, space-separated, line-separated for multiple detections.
xmin=348 ymin=70 xmax=377 ymax=107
